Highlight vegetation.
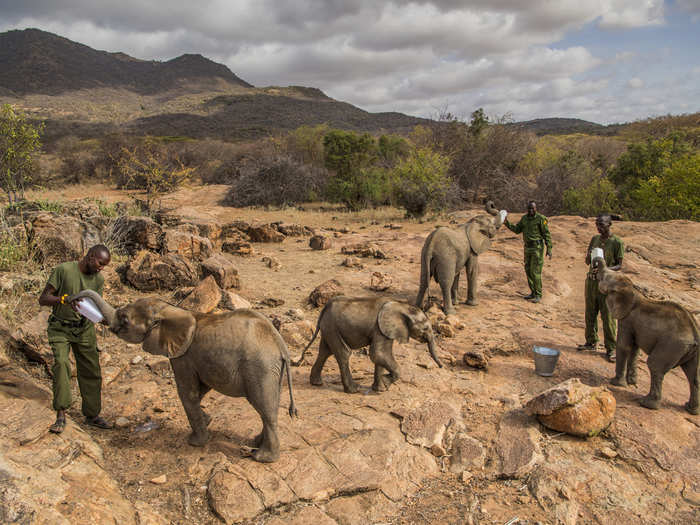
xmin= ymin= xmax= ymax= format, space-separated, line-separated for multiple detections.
xmin=0 ymin=104 xmax=44 ymax=205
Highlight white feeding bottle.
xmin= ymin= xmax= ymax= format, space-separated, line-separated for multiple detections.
xmin=74 ymin=297 xmax=104 ymax=323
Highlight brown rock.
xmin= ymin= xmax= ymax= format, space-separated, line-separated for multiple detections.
xmin=341 ymin=257 xmax=364 ymax=269
xmin=400 ymin=400 xmax=461 ymax=449
xmin=220 ymin=291 xmax=252 ymax=310
xmin=370 ymin=271 xmax=393 ymax=291
xmin=276 ymin=223 xmax=311 ymax=237
xmin=162 ymin=230 xmax=213 ymax=260
xmin=221 ymin=240 xmax=254 ymax=256
xmin=9 ymin=310 xmax=51 ymax=367
xmin=325 ymin=491 xmax=398 ymax=525
xmin=449 ymin=433 xmax=486 ymax=473
xmin=262 ymin=256 xmax=281 ymax=270
xmin=249 ymin=224 xmax=285 ymax=243
xmin=309 ymin=279 xmax=343 ymax=307
xmin=29 ymin=213 xmax=101 ymax=265
xmin=462 ymin=350 xmax=488 ymax=369
xmin=149 ymin=474 xmax=167 ymax=485
xmin=107 ymin=216 xmax=163 ymax=255
xmin=201 ymin=253 xmax=240 ymax=289
xmin=436 ymin=322 xmax=455 ymax=338
xmin=208 ymin=470 xmax=265 ymax=524
xmin=266 ymin=507 xmax=338 ymax=525
xmin=309 ymin=234 xmax=332 ymax=250
xmin=179 ymin=276 xmax=221 ymax=313
xmin=221 ymin=220 xmax=251 ymax=237
xmin=279 ymin=320 xmax=315 ymax=349
xmin=188 ymin=219 xmax=224 ymax=246
xmin=341 ymin=242 xmax=387 ymax=259
xmin=524 ymin=378 xmax=616 ymax=437
xmin=125 ymin=251 xmax=199 ymax=291
xmin=496 ymin=409 xmax=543 ymax=478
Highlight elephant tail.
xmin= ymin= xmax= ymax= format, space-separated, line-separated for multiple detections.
xmin=417 ymin=230 xmax=436 ymax=305
xmin=291 ymin=303 xmax=326 ymax=366
xmin=281 ymin=355 xmax=299 ymax=418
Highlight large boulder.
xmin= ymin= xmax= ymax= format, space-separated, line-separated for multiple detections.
xmin=201 ymin=253 xmax=240 ymax=289
xmin=524 ymin=378 xmax=616 ymax=437
xmin=29 ymin=213 xmax=102 ymax=265
xmin=309 ymin=279 xmax=343 ymax=307
xmin=108 ymin=216 xmax=163 ymax=255
xmin=248 ymin=224 xmax=285 ymax=243
xmin=125 ymin=251 xmax=198 ymax=291
xmin=309 ymin=234 xmax=332 ymax=250
xmin=179 ymin=276 xmax=221 ymax=314
xmin=162 ymin=230 xmax=213 ymax=260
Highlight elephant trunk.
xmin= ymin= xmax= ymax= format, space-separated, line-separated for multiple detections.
xmin=427 ymin=334 xmax=443 ymax=368
xmin=68 ymin=289 xmax=117 ymax=329
xmin=485 ymin=200 xmax=498 ymax=216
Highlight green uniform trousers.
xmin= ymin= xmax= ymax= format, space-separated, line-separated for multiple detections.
xmin=48 ymin=319 xmax=102 ymax=417
xmin=584 ymin=277 xmax=616 ymax=352
xmin=524 ymin=246 xmax=544 ymax=297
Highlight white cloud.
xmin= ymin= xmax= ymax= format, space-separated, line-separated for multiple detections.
xmin=628 ymin=77 xmax=644 ymax=88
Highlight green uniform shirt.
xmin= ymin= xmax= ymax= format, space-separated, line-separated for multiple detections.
xmin=47 ymin=262 xmax=104 ymax=322
xmin=505 ymin=213 xmax=553 ymax=250
xmin=587 ymin=234 xmax=624 ymax=268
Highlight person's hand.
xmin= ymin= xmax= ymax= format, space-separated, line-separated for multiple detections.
xmin=68 ymin=298 xmax=81 ymax=312
xmin=546 ymin=249 xmax=552 ymax=259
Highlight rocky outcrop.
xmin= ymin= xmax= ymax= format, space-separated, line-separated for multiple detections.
xmin=201 ymin=253 xmax=240 ymax=289
xmin=309 ymin=279 xmax=343 ymax=307
xmin=449 ymin=433 xmax=486 ymax=474
xmin=370 ymin=271 xmax=393 ymax=291
xmin=125 ymin=251 xmax=199 ymax=291
xmin=220 ymin=290 xmax=252 ymax=310
xmin=162 ymin=229 xmax=213 ymax=260
xmin=524 ymin=378 xmax=616 ymax=437
xmin=179 ymin=276 xmax=221 ymax=314
xmin=29 ymin=213 xmax=103 ymax=264
xmin=248 ymin=224 xmax=285 ymax=243
xmin=496 ymin=409 xmax=543 ymax=478
xmin=108 ymin=216 xmax=162 ymax=255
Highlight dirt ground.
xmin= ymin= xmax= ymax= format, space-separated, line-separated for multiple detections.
xmin=7 ymin=183 xmax=700 ymax=525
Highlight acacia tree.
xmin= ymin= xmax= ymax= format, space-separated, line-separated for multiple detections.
xmin=0 ymin=104 xmax=43 ymax=204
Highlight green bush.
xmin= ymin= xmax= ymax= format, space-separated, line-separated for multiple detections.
xmin=562 ymin=176 xmax=620 ymax=217
xmin=391 ymin=148 xmax=452 ymax=218
xmin=324 ymin=166 xmax=392 ymax=211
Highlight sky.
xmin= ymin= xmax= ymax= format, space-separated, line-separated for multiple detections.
xmin=1 ymin=0 xmax=699 ymax=124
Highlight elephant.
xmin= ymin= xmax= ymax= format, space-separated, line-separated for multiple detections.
xmin=70 ymin=290 xmax=298 ymax=462
xmin=292 ymin=296 xmax=443 ymax=393
xmin=415 ymin=201 xmax=506 ymax=314
xmin=593 ymin=257 xmax=699 ymax=414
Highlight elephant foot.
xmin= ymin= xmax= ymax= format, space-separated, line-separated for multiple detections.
xmin=343 ymin=382 xmax=360 ymax=394
xmin=372 ymin=381 xmax=388 ymax=392
xmin=444 ymin=307 xmax=457 ymax=316
xmin=610 ymin=377 xmax=627 ymax=387
xmin=203 ymin=411 xmax=212 ymax=427
xmin=466 ymin=299 xmax=478 ymax=307
xmin=252 ymin=432 xmax=264 ymax=448
xmin=639 ymin=396 xmax=660 ymax=410
xmin=685 ymin=402 xmax=699 ymax=415
xmin=310 ymin=375 xmax=323 ymax=387
xmin=253 ymin=447 xmax=280 ymax=463
xmin=187 ymin=430 xmax=210 ymax=447
xmin=627 ymin=376 xmax=638 ymax=387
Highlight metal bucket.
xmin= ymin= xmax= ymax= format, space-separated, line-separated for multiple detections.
xmin=533 ymin=346 xmax=560 ymax=376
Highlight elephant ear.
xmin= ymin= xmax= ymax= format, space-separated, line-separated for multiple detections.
xmin=466 ymin=220 xmax=491 ymax=255
xmin=605 ymin=286 xmax=635 ymax=320
xmin=142 ymin=305 xmax=196 ymax=359
xmin=377 ymin=302 xmax=410 ymax=344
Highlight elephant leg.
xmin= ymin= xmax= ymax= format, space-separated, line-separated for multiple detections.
xmin=465 ymin=256 xmax=479 ymax=306
xmin=171 ymin=362 xmax=209 ymax=446
xmin=611 ymin=331 xmax=632 ymax=387
xmin=626 ymin=347 xmax=640 ymax=386
xmin=370 ymin=341 xmax=400 ymax=392
xmin=640 ymin=350 xmax=674 ymax=410
xmin=451 ymin=272 xmax=460 ymax=307
xmin=435 ymin=259 xmax=456 ymax=315
xmin=439 ymin=277 xmax=455 ymax=316
xmin=247 ymin=375 xmax=281 ymax=463
xmin=309 ymin=337 xmax=332 ymax=386
xmin=199 ymin=384 xmax=213 ymax=426
xmin=680 ymin=353 xmax=699 ymax=415
xmin=415 ymin=272 xmax=428 ymax=309
xmin=325 ymin=331 xmax=359 ymax=393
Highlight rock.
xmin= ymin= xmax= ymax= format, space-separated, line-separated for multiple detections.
xmin=179 ymin=276 xmax=221 ymax=313
xmin=430 ymin=443 xmax=446 ymax=457
xmin=309 ymin=234 xmax=332 ymax=250
xmin=400 ymin=400 xmax=461 ymax=450
xmin=131 ymin=355 xmax=143 ymax=365
xmin=29 ymin=213 xmax=102 ymax=265
xmin=115 ymin=416 xmax=130 ymax=428
xmin=262 ymin=256 xmax=281 ymax=270
xmin=188 ymin=218 xmax=225 ymax=247
xmin=259 ymin=297 xmax=285 ymax=308
xmin=279 ymin=320 xmax=315 ymax=349
xmin=449 ymin=433 xmax=486 ymax=473
xmin=341 ymin=257 xmax=364 ymax=269
xmin=324 ymin=491 xmax=398 ymax=525
xmin=162 ymin=229 xmax=213 ymax=260
xmin=248 ymin=224 xmax=285 ymax=243
xmin=221 ymin=240 xmax=254 ymax=256
xmin=461 ymin=471 xmax=473 ymax=483
xmin=341 ymin=242 xmax=388 ymax=259
xmin=524 ymin=378 xmax=616 ymax=437
xmin=285 ymin=308 xmax=305 ymax=320
xmin=276 ymin=223 xmax=311 ymax=236
xmin=599 ymin=446 xmax=618 ymax=459
xmin=267 ymin=506 xmax=338 ymax=525
xmin=107 ymin=216 xmax=163 ymax=255
xmin=9 ymin=310 xmax=52 ymax=367
xmin=150 ymin=474 xmax=167 ymax=485
xmin=496 ymin=409 xmax=543 ymax=478
xmin=208 ymin=470 xmax=265 ymax=524
xmin=370 ymin=271 xmax=393 ymax=291
xmin=309 ymin=279 xmax=343 ymax=307
xmin=201 ymin=253 xmax=240 ymax=289
xmin=221 ymin=220 xmax=251 ymax=237
xmin=220 ymin=290 xmax=252 ymax=310
xmin=462 ymin=350 xmax=488 ymax=369
xmin=0 ymin=273 xmax=44 ymax=294
xmin=125 ymin=251 xmax=199 ymax=291
xmin=436 ymin=322 xmax=455 ymax=338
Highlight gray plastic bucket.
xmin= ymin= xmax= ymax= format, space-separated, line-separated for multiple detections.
xmin=533 ymin=346 xmax=560 ymax=376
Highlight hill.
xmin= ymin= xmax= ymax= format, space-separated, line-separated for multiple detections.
xmin=509 ymin=117 xmax=609 ymax=135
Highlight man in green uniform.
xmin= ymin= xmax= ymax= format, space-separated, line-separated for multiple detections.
xmin=504 ymin=201 xmax=552 ymax=303
xmin=39 ymin=244 xmax=113 ymax=433
xmin=577 ymin=214 xmax=624 ymax=362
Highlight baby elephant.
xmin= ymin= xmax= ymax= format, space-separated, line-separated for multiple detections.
xmin=293 ymin=296 xmax=443 ymax=393
xmin=70 ymin=290 xmax=297 ymax=462
xmin=594 ymin=257 xmax=699 ymax=414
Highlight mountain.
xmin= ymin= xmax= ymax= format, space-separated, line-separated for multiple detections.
xmin=0 ymin=28 xmax=252 ymax=96
xmin=0 ymin=28 xmax=429 ymax=141
xmin=508 ymin=117 xmax=609 ymax=136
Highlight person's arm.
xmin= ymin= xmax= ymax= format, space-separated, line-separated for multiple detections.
xmin=542 ymin=217 xmax=553 ymax=257
xmin=38 ymin=283 xmax=63 ymax=307
xmin=609 ymin=238 xmax=624 ymax=271
xmin=585 ymin=237 xmax=594 ymax=265
xmin=504 ymin=217 xmax=523 ymax=234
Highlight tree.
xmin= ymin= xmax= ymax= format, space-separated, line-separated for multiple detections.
xmin=391 ymin=148 xmax=453 ymax=218
xmin=469 ymin=107 xmax=489 ymax=137
xmin=0 ymin=104 xmax=44 ymax=204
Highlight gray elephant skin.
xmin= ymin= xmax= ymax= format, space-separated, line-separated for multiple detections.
xmin=415 ymin=201 xmax=505 ymax=315
xmin=71 ymin=290 xmax=298 ymax=462
xmin=293 ymin=296 xmax=443 ymax=393
xmin=594 ymin=258 xmax=699 ymax=414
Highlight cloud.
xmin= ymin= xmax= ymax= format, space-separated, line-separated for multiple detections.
xmin=628 ymin=77 xmax=644 ymax=88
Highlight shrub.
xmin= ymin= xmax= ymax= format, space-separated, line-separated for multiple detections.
xmin=324 ymin=166 xmax=392 ymax=211
xmin=0 ymin=104 xmax=43 ymax=204
xmin=562 ymin=176 xmax=620 ymax=217
xmin=224 ymin=155 xmax=328 ymax=207
xmin=391 ymin=148 xmax=453 ymax=218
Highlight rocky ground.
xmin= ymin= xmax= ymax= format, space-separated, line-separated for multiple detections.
xmin=1 ymin=184 xmax=698 ymax=525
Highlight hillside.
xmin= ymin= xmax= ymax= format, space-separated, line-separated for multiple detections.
xmin=0 ymin=28 xmax=429 ymax=141
xmin=509 ymin=117 xmax=609 ymax=136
